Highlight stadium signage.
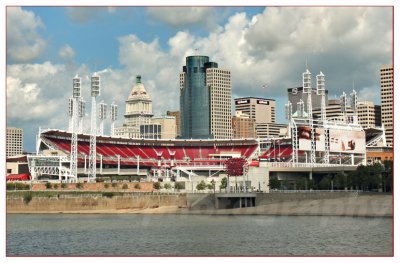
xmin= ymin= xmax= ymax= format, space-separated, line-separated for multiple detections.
xmin=236 ymin=99 xmax=250 ymax=104
xmin=257 ymin=100 xmax=270 ymax=105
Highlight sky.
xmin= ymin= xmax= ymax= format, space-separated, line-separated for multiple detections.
xmin=5 ymin=6 xmax=393 ymax=152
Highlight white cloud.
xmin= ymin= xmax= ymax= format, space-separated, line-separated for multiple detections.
xmin=357 ymin=86 xmax=380 ymax=103
xmin=65 ymin=7 xmax=116 ymax=24
xmin=59 ymin=45 xmax=76 ymax=60
xmin=109 ymin=7 xmax=391 ymax=121
xmin=7 ymin=76 xmax=59 ymax=121
xmin=7 ymin=61 xmax=65 ymax=81
xmin=6 ymin=7 xmax=392 ymax=151
xmin=241 ymin=7 xmax=392 ymax=98
xmin=6 ymin=7 xmax=46 ymax=62
xmin=147 ymin=7 xmax=213 ymax=28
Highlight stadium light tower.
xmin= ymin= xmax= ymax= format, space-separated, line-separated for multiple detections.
xmin=340 ymin=92 xmax=347 ymax=122
xmin=303 ymin=69 xmax=315 ymax=164
xmin=285 ymin=101 xmax=292 ymax=137
xmin=350 ymin=89 xmax=358 ymax=116
xmin=110 ymin=103 xmax=118 ymax=137
xmin=317 ymin=71 xmax=329 ymax=164
xmin=68 ymin=97 xmax=74 ymax=132
xmin=78 ymin=98 xmax=86 ymax=134
xmin=71 ymin=75 xmax=81 ymax=181
xmin=350 ymin=89 xmax=358 ymax=124
xmin=98 ymin=101 xmax=107 ymax=136
xmin=316 ymin=72 xmax=326 ymax=121
xmin=89 ymin=73 xmax=100 ymax=182
xmin=302 ymin=69 xmax=312 ymax=119
xmin=296 ymin=99 xmax=305 ymax=117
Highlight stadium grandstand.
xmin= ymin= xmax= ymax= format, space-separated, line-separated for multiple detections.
xmin=30 ymin=129 xmax=259 ymax=182
xmin=24 ymin=68 xmax=375 ymax=192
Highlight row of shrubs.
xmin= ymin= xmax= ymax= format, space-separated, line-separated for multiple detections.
xmin=153 ymin=182 xmax=185 ymax=190
xmin=42 ymin=182 xmax=142 ymax=190
xmin=8 ymin=181 xmax=186 ymax=191
xmin=6 ymin=182 xmax=30 ymax=190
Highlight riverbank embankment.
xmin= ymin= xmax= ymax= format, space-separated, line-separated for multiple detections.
xmin=7 ymin=191 xmax=392 ymax=217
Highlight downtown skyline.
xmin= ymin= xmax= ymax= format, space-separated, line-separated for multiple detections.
xmin=5 ymin=6 xmax=393 ymax=151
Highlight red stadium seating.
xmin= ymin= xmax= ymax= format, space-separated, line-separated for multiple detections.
xmin=43 ymin=133 xmax=259 ymax=168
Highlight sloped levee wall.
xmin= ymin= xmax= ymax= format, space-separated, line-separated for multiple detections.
xmin=31 ymin=182 xmax=154 ymax=192
xmin=7 ymin=193 xmax=187 ymax=212
xmin=7 ymin=191 xmax=377 ymax=213
xmin=255 ymin=191 xmax=360 ymax=205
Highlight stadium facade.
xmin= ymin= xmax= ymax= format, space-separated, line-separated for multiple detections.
xmin=27 ymin=65 xmax=371 ymax=192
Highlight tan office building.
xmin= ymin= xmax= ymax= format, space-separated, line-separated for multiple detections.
xmin=232 ymin=111 xmax=256 ymax=139
xmin=380 ymin=64 xmax=393 ymax=146
xmin=151 ymin=116 xmax=177 ymax=139
xmin=6 ymin=127 xmax=23 ymax=157
xmin=234 ymin=97 xmax=276 ymax=124
xmin=357 ymin=101 xmax=379 ymax=129
xmin=207 ymin=68 xmax=233 ymax=139
xmin=167 ymin=111 xmax=181 ymax=138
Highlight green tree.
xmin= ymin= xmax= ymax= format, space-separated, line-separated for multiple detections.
xmin=23 ymin=192 xmax=32 ymax=204
xmin=102 ymin=192 xmax=114 ymax=198
xmin=382 ymin=160 xmax=393 ymax=192
xmin=45 ymin=182 xmax=52 ymax=189
xmin=134 ymin=183 xmax=141 ymax=190
xmin=333 ymin=173 xmax=346 ymax=190
xmin=207 ymin=179 xmax=216 ymax=191
xmin=174 ymin=182 xmax=185 ymax=190
xmin=153 ymin=182 xmax=161 ymax=190
xmin=268 ymin=177 xmax=280 ymax=190
xmin=219 ymin=177 xmax=227 ymax=191
xmin=164 ymin=183 xmax=172 ymax=190
xmin=318 ymin=176 xmax=331 ymax=190
xmin=122 ymin=183 xmax=129 ymax=190
xmin=196 ymin=180 xmax=207 ymax=191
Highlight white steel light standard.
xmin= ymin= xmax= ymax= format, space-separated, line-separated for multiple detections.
xmin=285 ymin=101 xmax=292 ymax=137
xmin=68 ymin=97 xmax=74 ymax=132
xmin=340 ymin=92 xmax=347 ymax=123
xmin=98 ymin=101 xmax=107 ymax=136
xmin=303 ymin=69 xmax=315 ymax=164
xmin=71 ymin=75 xmax=81 ymax=181
xmin=89 ymin=73 xmax=100 ymax=182
xmin=110 ymin=103 xmax=118 ymax=137
xmin=317 ymin=72 xmax=329 ymax=164
xmin=78 ymin=98 xmax=86 ymax=134
xmin=350 ymin=89 xmax=358 ymax=124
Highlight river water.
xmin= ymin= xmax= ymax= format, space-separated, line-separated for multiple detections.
xmin=6 ymin=214 xmax=392 ymax=256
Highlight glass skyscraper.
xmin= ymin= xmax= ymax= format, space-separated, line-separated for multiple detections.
xmin=180 ymin=55 xmax=232 ymax=139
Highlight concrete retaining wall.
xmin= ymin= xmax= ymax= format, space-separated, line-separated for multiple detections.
xmin=31 ymin=182 xmax=153 ymax=192
xmin=255 ymin=192 xmax=359 ymax=205
xmin=7 ymin=193 xmax=187 ymax=212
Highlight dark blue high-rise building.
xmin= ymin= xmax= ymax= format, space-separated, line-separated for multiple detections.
xmin=180 ymin=56 xmax=218 ymax=139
